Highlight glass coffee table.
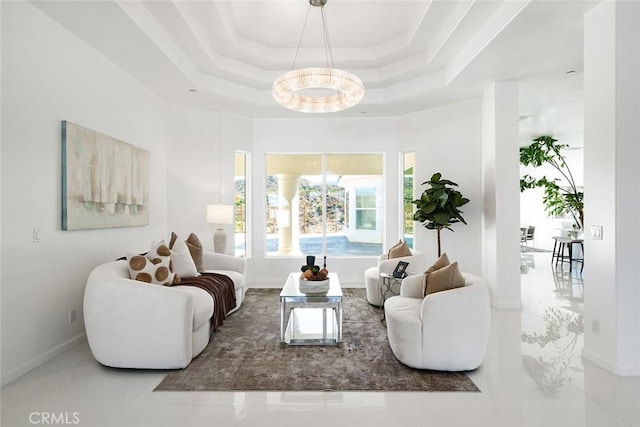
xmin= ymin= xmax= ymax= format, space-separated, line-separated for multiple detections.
xmin=280 ymin=272 xmax=343 ymax=346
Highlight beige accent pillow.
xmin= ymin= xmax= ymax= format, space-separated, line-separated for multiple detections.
xmin=388 ymin=240 xmax=412 ymax=259
xmin=424 ymin=261 xmax=465 ymax=295
xmin=426 ymin=253 xmax=450 ymax=274
xmin=422 ymin=253 xmax=450 ymax=296
xmin=386 ymin=240 xmax=403 ymax=259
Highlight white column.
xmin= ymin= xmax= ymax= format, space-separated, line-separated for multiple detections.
xmin=583 ymin=1 xmax=640 ymax=376
xmin=481 ymin=82 xmax=522 ymax=309
xmin=276 ymin=173 xmax=300 ymax=256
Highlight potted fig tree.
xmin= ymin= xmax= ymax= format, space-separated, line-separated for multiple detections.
xmin=412 ymin=173 xmax=469 ymax=257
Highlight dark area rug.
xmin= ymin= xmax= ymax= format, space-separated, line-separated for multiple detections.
xmin=155 ymin=288 xmax=480 ymax=392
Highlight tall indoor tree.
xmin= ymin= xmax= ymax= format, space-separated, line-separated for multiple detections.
xmin=520 ymin=136 xmax=584 ymax=229
xmin=412 ymin=173 xmax=469 ymax=257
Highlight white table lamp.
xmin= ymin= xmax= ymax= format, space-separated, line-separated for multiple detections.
xmin=206 ymin=204 xmax=234 ymax=253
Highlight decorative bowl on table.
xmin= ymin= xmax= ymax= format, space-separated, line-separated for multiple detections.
xmin=299 ymin=256 xmax=330 ymax=293
xmin=299 ymin=278 xmax=330 ymax=294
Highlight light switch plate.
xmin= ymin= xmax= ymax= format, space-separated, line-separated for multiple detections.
xmin=590 ymin=225 xmax=603 ymax=240
xmin=33 ymin=228 xmax=42 ymax=243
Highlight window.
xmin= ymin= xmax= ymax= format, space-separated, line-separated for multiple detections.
xmin=355 ymin=188 xmax=376 ymax=230
xmin=235 ymin=152 xmax=249 ymax=257
xmin=265 ymin=153 xmax=383 ymax=257
xmin=402 ymin=152 xmax=415 ymax=248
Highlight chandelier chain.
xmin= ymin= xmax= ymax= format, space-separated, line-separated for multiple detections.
xmin=320 ymin=6 xmax=335 ymax=68
xmin=291 ymin=4 xmax=313 ymax=70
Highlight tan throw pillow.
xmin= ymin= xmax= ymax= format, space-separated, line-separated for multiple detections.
xmin=388 ymin=241 xmax=412 ymax=259
xmin=185 ymin=233 xmax=204 ymax=272
xmin=422 ymin=253 xmax=450 ymax=296
xmin=387 ymin=240 xmax=403 ymax=259
xmin=426 ymin=253 xmax=450 ymax=274
xmin=424 ymin=261 xmax=465 ymax=295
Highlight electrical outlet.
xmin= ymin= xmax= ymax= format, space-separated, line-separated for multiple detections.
xmin=69 ymin=309 xmax=76 ymax=323
xmin=592 ymin=320 xmax=600 ymax=335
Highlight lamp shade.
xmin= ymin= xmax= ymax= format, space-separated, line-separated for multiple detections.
xmin=206 ymin=204 xmax=234 ymax=225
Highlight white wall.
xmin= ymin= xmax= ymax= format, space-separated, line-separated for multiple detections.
xmin=583 ymin=1 xmax=640 ymax=376
xmin=397 ymin=99 xmax=484 ymax=275
xmin=165 ymin=109 xmax=252 ymax=253
xmin=165 ymin=105 xmax=220 ymax=249
xmin=251 ymin=117 xmax=397 ymax=285
xmin=1 ymin=2 xmax=170 ymax=385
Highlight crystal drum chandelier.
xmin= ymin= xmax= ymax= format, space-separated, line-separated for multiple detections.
xmin=272 ymin=0 xmax=364 ymax=113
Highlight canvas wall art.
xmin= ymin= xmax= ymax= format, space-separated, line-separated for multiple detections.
xmin=62 ymin=121 xmax=150 ymax=230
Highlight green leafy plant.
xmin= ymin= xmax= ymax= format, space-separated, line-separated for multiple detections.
xmin=520 ymin=136 xmax=583 ymax=229
xmin=412 ymin=173 xmax=469 ymax=257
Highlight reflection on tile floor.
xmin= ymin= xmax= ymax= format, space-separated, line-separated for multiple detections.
xmin=2 ymin=252 xmax=639 ymax=427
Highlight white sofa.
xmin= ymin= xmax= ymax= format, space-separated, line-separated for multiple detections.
xmin=83 ymin=252 xmax=246 ymax=369
xmin=364 ymin=250 xmax=428 ymax=306
xmin=384 ymin=272 xmax=490 ymax=371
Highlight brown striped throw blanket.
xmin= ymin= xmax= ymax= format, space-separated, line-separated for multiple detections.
xmin=176 ymin=273 xmax=236 ymax=332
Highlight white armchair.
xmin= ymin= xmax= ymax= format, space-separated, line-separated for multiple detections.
xmin=384 ymin=272 xmax=490 ymax=371
xmin=364 ymin=250 xmax=428 ymax=305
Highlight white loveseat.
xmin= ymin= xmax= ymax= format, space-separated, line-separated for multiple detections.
xmin=384 ymin=272 xmax=490 ymax=371
xmin=83 ymin=252 xmax=246 ymax=369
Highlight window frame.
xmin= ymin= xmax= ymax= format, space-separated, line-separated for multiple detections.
xmin=264 ymin=152 xmax=385 ymax=257
xmin=234 ymin=151 xmax=250 ymax=258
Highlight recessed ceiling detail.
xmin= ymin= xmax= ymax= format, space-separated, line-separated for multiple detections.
xmin=31 ymin=0 xmax=597 ymax=118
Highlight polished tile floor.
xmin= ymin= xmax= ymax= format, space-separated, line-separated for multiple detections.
xmin=2 ymin=252 xmax=639 ymax=427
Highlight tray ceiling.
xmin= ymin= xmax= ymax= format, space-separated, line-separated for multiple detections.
xmin=31 ymin=0 xmax=596 ymax=128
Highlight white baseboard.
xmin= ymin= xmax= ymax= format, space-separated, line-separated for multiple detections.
xmin=582 ymin=348 xmax=640 ymax=376
xmin=1 ymin=333 xmax=86 ymax=387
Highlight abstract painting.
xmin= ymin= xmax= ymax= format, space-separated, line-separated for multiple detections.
xmin=62 ymin=121 xmax=150 ymax=230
